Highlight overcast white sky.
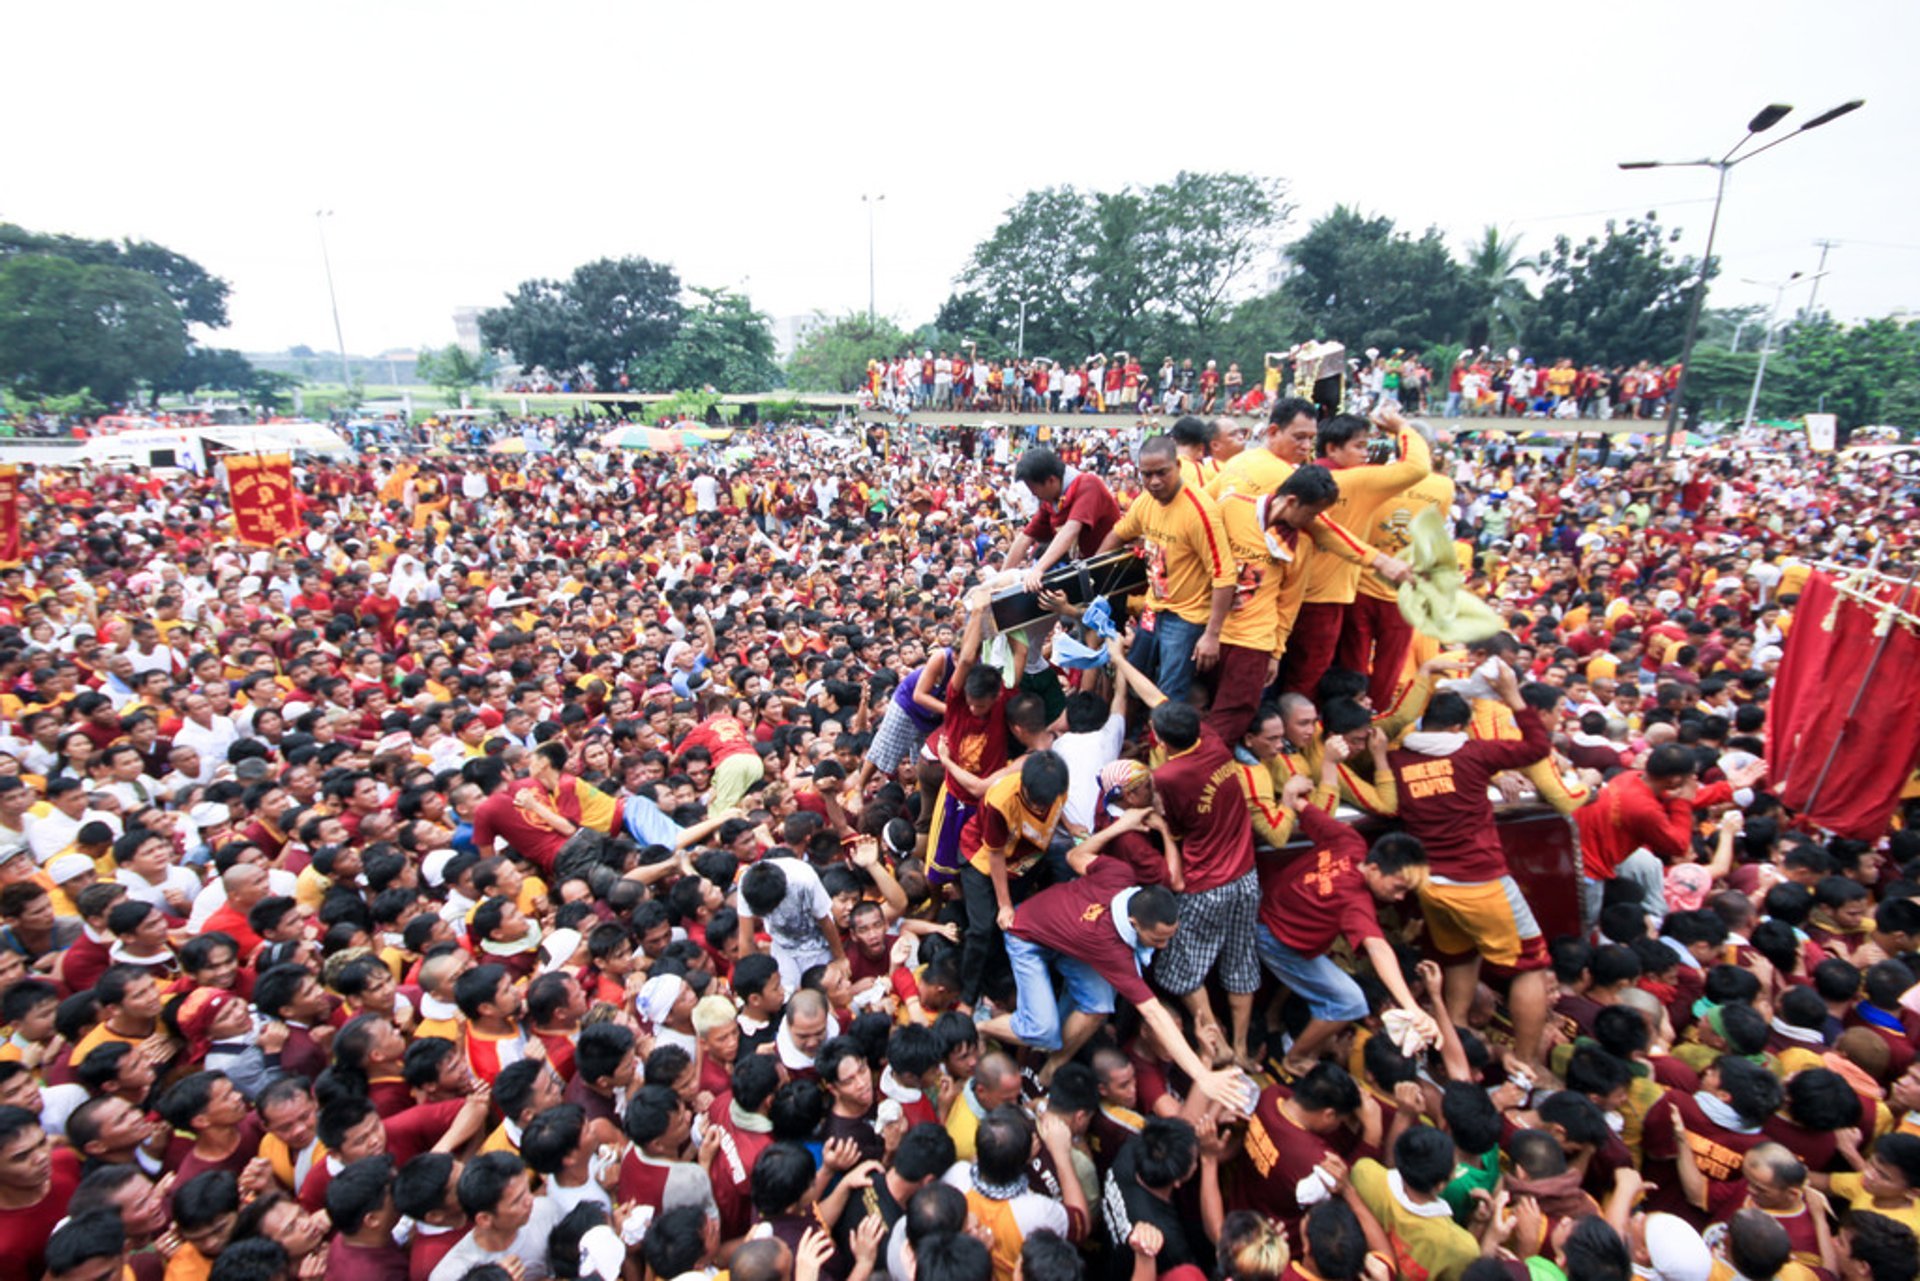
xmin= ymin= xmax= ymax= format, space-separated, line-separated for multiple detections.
xmin=10 ymin=0 xmax=1914 ymax=357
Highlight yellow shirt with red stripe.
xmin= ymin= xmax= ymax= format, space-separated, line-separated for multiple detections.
xmin=1304 ymin=428 xmax=1432 ymax=604
xmin=1356 ymin=469 xmax=1456 ymax=603
xmin=1108 ymin=482 xmax=1236 ymax=625
xmin=965 ymin=772 xmax=1065 ymax=879
xmin=1470 ymin=698 xmax=1590 ymax=815
xmin=1205 ymin=448 xmax=1295 ymax=502
xmin=1179 ymin=456 xmax=1221 ymax=492
xmin=1217 ymin=494 xmax=1380 ymax=656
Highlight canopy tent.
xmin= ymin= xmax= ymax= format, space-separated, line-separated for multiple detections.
xmin=597 ymin=422 xmax=735 ymax=452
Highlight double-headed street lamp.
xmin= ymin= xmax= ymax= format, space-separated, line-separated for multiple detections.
xmin=1619 ymin=98 xmax=1864 ymax=452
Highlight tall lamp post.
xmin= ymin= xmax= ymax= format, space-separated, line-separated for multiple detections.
xmin=315 ymin=210 xmax=352 ymax=391
xmin=1740 ymin=271 xmax=1825 ymax=429
xmin=1619 ymin=98 xmax=1863 ymax=453
xmin=860 ymin=194 xmax=885 ymax=325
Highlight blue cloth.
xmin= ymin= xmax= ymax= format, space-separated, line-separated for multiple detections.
xmin=621 ymin=795 xmax=686 ymax=849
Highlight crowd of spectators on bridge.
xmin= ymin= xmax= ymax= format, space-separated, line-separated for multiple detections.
xmin=0 ymin=397 xmax=1908 ymax=1281
xmin=866 ymin=351 xmax=1689 ymax=423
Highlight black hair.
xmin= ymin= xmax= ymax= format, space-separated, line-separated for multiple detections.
xmin=1132 ymin=1116 xmax=1199 ymax=1190
xmin=748 ymin=1140 xmax=816 ymax=1217
xmin=325 ymin=1155 xmax=394 ymax=1236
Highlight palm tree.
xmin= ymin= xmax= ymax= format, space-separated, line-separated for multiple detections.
xmin=1465 ymin=225 xmax=1531 ymax=350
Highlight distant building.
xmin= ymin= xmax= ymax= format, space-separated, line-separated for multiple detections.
xmin=453 ymin=306 xmax=486 ymax=355
xmin=771 ymin=314 xmax=823 ymax=362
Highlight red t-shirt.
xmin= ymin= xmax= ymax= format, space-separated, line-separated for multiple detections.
xmin=1257 ymin=806 xmax=1382 ymax=957
xmin=938 ymin=690 xmax=1010 ymax=799
xmin=1022 ymin=472 xmax=1121 ymax=561
xmin=1010 ymin=857 xmax=1154 ymax=1005
xmin=1152 ymin=728 xmax=1255 ymax=893
xmin=676 ymin=715 xmax=756 ymax=767
xmin=0 ymin=1146 xmax=80 ymax=1281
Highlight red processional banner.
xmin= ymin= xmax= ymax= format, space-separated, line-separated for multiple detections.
xmin=227 ymin=453 xmax=299 ymax=547
xmin=1768 ymin=570 xmax=1920 ymax=839
xmin=0 ymin=465 xmax=20 ymax=567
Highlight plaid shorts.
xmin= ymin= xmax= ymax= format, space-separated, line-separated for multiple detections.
xmin=1152 ymin=871 xmax=1261 ymax=995
xmin=863 ymin=704 xmax=927 ymax=773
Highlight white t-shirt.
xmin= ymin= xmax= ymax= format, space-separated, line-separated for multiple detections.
xmin=757 ymin=857 xmax=832 ymax=973
xmin=1055 ymin=716 xmax=1126 ymax=833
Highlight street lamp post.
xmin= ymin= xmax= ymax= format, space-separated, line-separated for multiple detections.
xmin=315 ymin=210 xmax=352 ymax=391
xmin=1740 ymin=271 xmax=1825 ymax=429
xmin=1619 ymin=98 xmax=1863 ymax=453
xmin=861 ymin=194 xmax=885 ymax=325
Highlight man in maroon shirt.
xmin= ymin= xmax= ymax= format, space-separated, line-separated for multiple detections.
xmin=1115 ymin=650 xmax=1263 ymax=1070
xmin=324 ymin=1156 xmax=410 ymax=1281
xmin=1006 ymin=447 xmax=1121 ymax=589
xmin=1228 ymin=1064 xmax=1366 ymax=1253
xmin=0 ymin=1107 xmax=83 ymax=1281
xmin=1382 ymin=656 xmax=1554 ymax=1065
xmin=975 ymin=831 xmax=1250 ymax=1117
xmin=1253 ymin=772 xmax=1437 ymax=1077
xmin=355 ymin=573 xmax=402 ymax=645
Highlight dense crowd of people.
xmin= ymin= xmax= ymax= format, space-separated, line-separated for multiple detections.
xmin=862 ymin=350 xmax=1689 ymax=422
xmin=0 ymin=397 xmax=1913 ymax=1281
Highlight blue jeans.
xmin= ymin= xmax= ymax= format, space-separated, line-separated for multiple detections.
xmin=1254 ymin=925 xmax=1369 ymax=1021
xmin=1444 ymin=391 xmax=1462 ymax=417
xmin=1006 ymin=933 xmax=1117 ymax=1051
xmin=1144 ymin=613 xmax=1206 ymax=703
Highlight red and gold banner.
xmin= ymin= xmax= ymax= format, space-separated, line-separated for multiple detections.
xmin=227 ymin=452 xmax=299 ymax=548
xmin=0 ymin=465 xmax=20 ymax=567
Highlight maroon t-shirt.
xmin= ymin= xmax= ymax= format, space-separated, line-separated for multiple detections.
xmin=326 ymin=1237 xmax=409 ymax=1281
xmin=1152 ymin=727 xmax=1255 ymax=893
xmin=1256 ymin=806 xmax=1379 ymax=957
xmin=1385 ymin=708 xmax=1550 ymax=881
xmin=1227 ymin=1083 xmax=1333 ymax=1251
xmin=1641 ymin=1089 xmax=1773 ymax=1220
xmin=1023 ymin=472 xmax=1121 ymax=560
xmin=1011 ymin=857 xmax=1155 ymax=1005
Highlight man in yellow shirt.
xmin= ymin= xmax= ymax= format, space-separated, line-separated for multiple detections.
xmin=1209 ymin=466 xmax=1409 ymax=740
xmin=1206 ymin=396 xmax=1321 ymax=502
xmin=1096 ymin=436 xmax=1237 ymax=705
xmin=1172 ymin=416 xmax=1221 ymax=490
xmin=1823 ymin=1132 xmax=1920 ymax=1236
xmin=1341 ymin=456 xmax=1457 ymax=710
xmin=1282 ymin=409 xmax=1431 ymax=698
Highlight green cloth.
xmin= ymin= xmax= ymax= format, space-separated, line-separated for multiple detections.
xmin=1397 ymin=506 xmax=1505 ymax=644
xmin=1441 ymin=1147 xmax=1502 ymax=1225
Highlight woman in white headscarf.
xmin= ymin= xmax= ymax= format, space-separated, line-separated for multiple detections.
xmin=390 ymin=553 xmax=435 ymax=607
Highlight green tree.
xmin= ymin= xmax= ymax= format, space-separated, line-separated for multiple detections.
xmin=1281 ymin=205 xmax=1475 ymax=354
xmin=1137 ymin=172 xmax=1292 ymax=343
xmin=786 ymin=313 xmax=914 ymax=393
xmin=0 ymin=255 xmax=188 ymax=403
xmin=413 ymin=343 xmax=499 ymax=404
xmin=479 ymin=256 xmax=684 ymax=384
xmin=1463 ymin=225 xmax=1531 ymax=350
xmin=1520 ymin=212 xmax=1705 ymax=366
xmin=1211 ymin=288 xmax=1311 ymax=390
xmin=638 ymin=288 xmax=780 ymax=392
xmin=951 ymin=174 xmax=1289 ymax=361
xmin=0 ymin=223 xmax=230 ymax=327
xmin=1770 ymin=314 xmax=1920 ymax=434
xmin=955 ymin=187 xmax=1100 ymax=358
